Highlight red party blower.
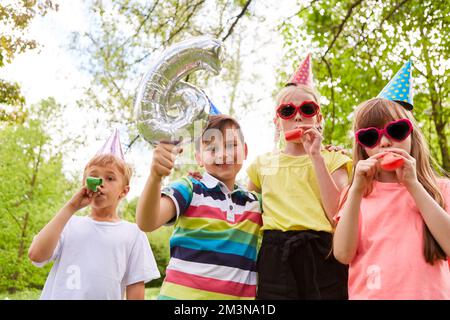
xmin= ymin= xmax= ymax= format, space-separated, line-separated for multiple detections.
xmin=284 ymin=128 xmax=304 ymax=141
xmin=380 ymin=152 xmax=404 ymax=171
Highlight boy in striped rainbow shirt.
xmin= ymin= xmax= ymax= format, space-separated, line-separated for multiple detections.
xmin=136 ymin=115 xmax=263 ymax=300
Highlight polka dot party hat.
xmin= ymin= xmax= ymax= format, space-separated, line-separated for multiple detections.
xmin=377 ymin=59 xmax=413 ymax=110
xmin=287 ymin=53 xmax=314 ymax=88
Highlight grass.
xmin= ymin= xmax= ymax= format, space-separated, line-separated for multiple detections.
xmin=145 ymin=287 xmax=161 ymax=300
xmin=1 ymin=287 xmax=161 ymax=300
xmin=0 ymin=289 xmax=41 ymax=300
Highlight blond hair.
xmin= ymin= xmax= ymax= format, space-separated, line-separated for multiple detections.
xmin=83 ymin=154 xmax=133 ymax=186
xmin=349 ymin=98 xmax=446 ymax=264
xmin=276 ymin=84 xmax=320 ymax=106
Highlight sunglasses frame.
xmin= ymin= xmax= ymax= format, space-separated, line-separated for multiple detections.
xmin=276 ymin=100 xmax=320 ymax=120
xmin=355 ymin=118 xmax=413 ymax=149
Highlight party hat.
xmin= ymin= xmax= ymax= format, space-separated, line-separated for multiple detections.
xmin=287 ymin=53 xmax=314 ymax=88
xmin=209 ymin=100 xmax=222 ymax=115
xmin=96 ymin=128 xmax=125 ymax=160
xmin=377 ymin=59 xmax=413 ymax=110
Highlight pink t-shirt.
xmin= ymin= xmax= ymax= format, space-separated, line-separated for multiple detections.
xmin=337 ymin=179 xmax=450 ymax=300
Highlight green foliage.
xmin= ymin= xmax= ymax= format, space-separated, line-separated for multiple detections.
xmin=0 ymin=287 xmax=161 ymax=300
xmin=0 ymin=1 xmax=58 ymax=125
xmin=0 ymin=288 xmax=41 ymax=300
xmin=71 ymin=0 xmax=260 ymax=180
xmin=0 ymin=110 xmax=76 ymax=292
xmin=146 ymin=226 xmax=173 ymax=288
xmin=144 ymin=287 xmax=161 ymax=300
xmin=0 ymin=1 xmax=58 ymax=64
xmin=72 ymin=0 xmax=256 ymax=126
xmin=0 ymin=80 xmax=26 ymax=123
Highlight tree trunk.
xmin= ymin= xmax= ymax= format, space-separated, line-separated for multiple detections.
xmin=7 ymin=143 xmax=42 ymax=293
xmin=8 ymin=211 xmax=30 ymax=294
xmin=228 ymin=37 xmax=242 ymax=117
xmin=420 ymin=26 xmax=450 ymax=171
xmin=435 ymin=123 xmax=450 ymax=170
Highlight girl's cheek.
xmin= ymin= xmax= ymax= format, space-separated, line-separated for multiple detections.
xmin=280 ymin=119 xmax=291 ymax=129
xmin=365 ymin=147 xmax=377 ymax=157
xmin=402 ymin=136 xmax=412 ymax=154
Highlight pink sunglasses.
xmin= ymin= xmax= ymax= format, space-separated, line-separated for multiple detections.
xmin=355 ymin=118 xmax=413 ymax=148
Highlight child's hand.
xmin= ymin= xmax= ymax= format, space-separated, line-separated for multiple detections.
xmin=388 ymin=148 xmax=418 ymax=189
xmin=323 ymin=144 xmax=350 ymax=156
xmin=188 ymin=171 xmax=203 ymax=181
xmin=352 ymin=153 xmax=386 ymax=194
xmin=67 ymin=187 xmax=95 ymax=211
xmin=302 ymin=126 xmax=323 ymax=158
xmin=150 ymin=143 xmax=182 ymax=180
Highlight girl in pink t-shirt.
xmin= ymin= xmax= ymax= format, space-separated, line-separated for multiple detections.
xmin=334 ymin=98 xmax=450 ymax=299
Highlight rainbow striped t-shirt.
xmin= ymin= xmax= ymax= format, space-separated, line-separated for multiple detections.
xmin=158 ymin=172 xmax=263 ymax=300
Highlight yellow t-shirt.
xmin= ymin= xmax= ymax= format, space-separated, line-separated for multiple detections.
xmin=247 ymin=150 xmax=352 ymax=232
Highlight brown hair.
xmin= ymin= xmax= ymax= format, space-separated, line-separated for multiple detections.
xmin=348 ymin=98 xmax=446 ymax=264
xmin=195 ymin=115 xmax=245 ymax=151
xmin=83 ymin=154 xmax=133 ymax=186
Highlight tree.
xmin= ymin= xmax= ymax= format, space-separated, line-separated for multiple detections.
xmin=71 ymin=0 xmax=255 ymax=129
xmin=279 ymin=0 xmax=450 ymax=170
xmin=0 ymin=0 xmax=58 ymax=124
xmin=68 ymin=0 xmax=259 ymax=182
xmin=0 ymin=99 xmax=77 ymax=293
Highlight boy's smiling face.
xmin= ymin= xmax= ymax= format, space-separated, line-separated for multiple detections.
xmin=196 ymin=124 xmax=247 ymax=186
xmin=84 ymin=164 xmax=129 ymax=210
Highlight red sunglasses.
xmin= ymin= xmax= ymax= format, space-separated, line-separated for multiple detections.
xmin=355 ymin=118 xmax=413 ymax=149
xmin=276 ymin=101 xmax=320 ymax=120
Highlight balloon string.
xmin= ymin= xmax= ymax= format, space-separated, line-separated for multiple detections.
xmin=125 ymin=135 xmax=140 ymax=154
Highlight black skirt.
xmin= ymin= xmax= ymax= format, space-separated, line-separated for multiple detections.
xmin=256 ymin=229 xmax=348 ymax=300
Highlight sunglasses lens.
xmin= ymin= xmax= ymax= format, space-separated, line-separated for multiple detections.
xmin=279 ymin=105 xmax=296 ymax=118
xmin=300 ymin=103 xmax=318 ymax=116
xmin=386 ymin=120 xmax=411 ymax=141
xmin=357 ymin=129 xmax=379 ymax=148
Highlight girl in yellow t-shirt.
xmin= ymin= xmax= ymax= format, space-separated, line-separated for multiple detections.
xmin=247 ymin=77 xmax=352 ymax=299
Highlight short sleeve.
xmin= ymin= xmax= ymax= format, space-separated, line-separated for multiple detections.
xmin=251 ymin=191 xmax=263 ymax=213
xmin=123 ymin=230 xmax=160 ymax=286
xmin=247 ymin=158 xmax=261 ymax=190
xmin=161 ymin=176 xmax=193 ymax=223
xmin=31 ymin=237 xmax=63 ymax=268
xmin=31 ymin=217 xmax=74 ymax=268
xmin=327 ymin=150 xmax=353 ymax=179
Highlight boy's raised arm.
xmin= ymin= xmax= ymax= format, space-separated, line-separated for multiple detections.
xmin=136 ymin=143 xmax=179 ymax=232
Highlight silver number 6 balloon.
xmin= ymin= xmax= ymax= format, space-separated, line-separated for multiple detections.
xmin=134 ymin=36 xmax=224 ymax=146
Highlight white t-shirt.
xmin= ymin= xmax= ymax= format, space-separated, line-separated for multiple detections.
xmin=33 ymin=215 xmax=160 ymax=300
